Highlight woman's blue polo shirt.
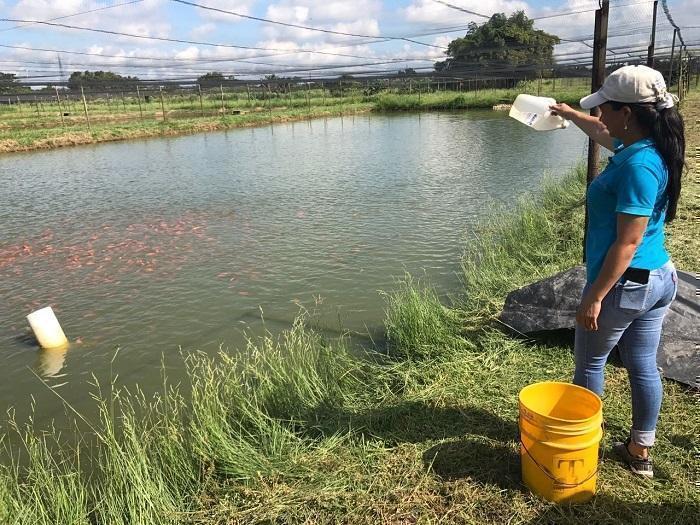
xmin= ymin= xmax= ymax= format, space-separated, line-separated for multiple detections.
xmin=585 ymin=137 xmax=670 ymax=284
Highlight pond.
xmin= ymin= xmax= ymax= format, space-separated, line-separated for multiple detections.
xmin=0 ymin=111 xmax=587 ymax=424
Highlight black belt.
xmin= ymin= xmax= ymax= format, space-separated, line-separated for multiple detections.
xmin=622 ymin=267 xmax=650 ymax=284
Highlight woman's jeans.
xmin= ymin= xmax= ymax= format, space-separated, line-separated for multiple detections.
xmin=573 ymin=260 xmax=678 ymax=447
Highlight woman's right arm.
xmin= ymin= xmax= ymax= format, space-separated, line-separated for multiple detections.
xmin=550 ymin=103 xmax=615 ymax=152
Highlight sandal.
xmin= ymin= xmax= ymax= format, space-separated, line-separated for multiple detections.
xmin=613 ymin=437 xmax=654 ymax=478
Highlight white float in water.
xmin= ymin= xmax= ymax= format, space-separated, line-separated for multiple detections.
xmin=26 ymin=306 xmax=68 ymax=349
xmin=509 ymin=94 xmax=570 ymax=131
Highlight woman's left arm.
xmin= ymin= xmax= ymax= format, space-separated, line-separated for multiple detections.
xmin=577 ymin=213 xmax=649 ymax=331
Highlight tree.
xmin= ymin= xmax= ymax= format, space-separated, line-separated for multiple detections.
xmin=0 ymin=72 xmax=30 ymax=94
xmin=68 ymin=70 xmax=139 ymax=90
xmin=197 ymin=71 xmax=231 ymax=87
xmin=435 ymin=11 xmax=559 ymax=78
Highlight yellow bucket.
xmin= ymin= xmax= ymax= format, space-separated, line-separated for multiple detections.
xmin=519 ymin=381 xmax=603 ymax=504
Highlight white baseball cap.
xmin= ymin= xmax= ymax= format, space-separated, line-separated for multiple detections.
xmin=580 ymin=64 xmax=675 ymax=110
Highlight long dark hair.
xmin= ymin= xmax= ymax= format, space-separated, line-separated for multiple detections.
xmin=609 ymin=101 xmax=685 ymax=223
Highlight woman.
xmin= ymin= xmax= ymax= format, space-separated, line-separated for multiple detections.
xmin=550 ymin=64 xmax=684 ymax=479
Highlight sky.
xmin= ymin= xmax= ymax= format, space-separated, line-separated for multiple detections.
xmin=0 ymin=0 xmax=698 ymax=81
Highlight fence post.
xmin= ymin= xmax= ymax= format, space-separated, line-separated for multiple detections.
xmin=219 ymin=84 xmax=226 ymax=115
xmin=266 ymin=83 xmax=273 ymax=121
xmin=668 ymin=28 xmax=677 ymax=85
xmin=339 ymin=80 xmax=344 ymax=114
xmin=54 ymin=86 xmax=65 ymax=127
xmin=321 ymin=81 xmax=326 ymax=106
xmin=159 ymin=86 xmax=167 ymax=121
xmin=584 ymin=0 xmax=609 ymax=264
xmin=246 ymin=83 xmax=251 ymax=103
xmin=306 ymin=81 xmax=311 ymax=113
xmin=80 ymin=85 xmax=91 ymax=131
xmin=34 ymin=96 xmax=40 ymax=118
xmin=15 ymin=95 xmax=21 ymax=113
xmin=647 ymin=0 xmax=658 ymax=67
xmin=120 ymin=91 xmax=126 ymax=112
xmin=196 ymin=83 xmax=204 ymax=117
xmin=136 ymin=84 xmax=144 ymax=120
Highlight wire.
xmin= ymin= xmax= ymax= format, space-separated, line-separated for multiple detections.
xmin=430 ymin=1 xmax=490 ymax=19
xmin=170 ymin=0 xmax=446 ymax=50
xmin=0 ymin=0 xmax=144 ymax=33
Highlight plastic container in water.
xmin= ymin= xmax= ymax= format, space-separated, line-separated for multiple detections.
xmin=509 ymin=94 xmax=570 ymax=131
xmin=26 ymin=306 xmax=68 ymax=349
xmin=519 ymin=382 xmax=603 ymax=504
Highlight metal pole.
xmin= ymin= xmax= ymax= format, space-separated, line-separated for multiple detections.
xmin=677 ymin=48 xmax=683 ymax=99
xmin=219 ymin=84 xmax=226 ymax=115
xmin=668 ymin=28 xmax=677 ymax=85
xmin=647 ymin=1 xmax=658 ymax=67
xmin=584 ymin=0 xmax=609 ymax=264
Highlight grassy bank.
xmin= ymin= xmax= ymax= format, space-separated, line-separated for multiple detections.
xmin=1 ymin=92 xmax=697 ymax=524
xmin=0 ymin=80 xmax=588 ymax=154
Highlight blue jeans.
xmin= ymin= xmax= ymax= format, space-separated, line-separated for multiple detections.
xmin=573 ymin=260 xmax=678 ymax=447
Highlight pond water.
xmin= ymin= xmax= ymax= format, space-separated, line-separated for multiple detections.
xmin=0 ymin=111 xmax=587 ymax=424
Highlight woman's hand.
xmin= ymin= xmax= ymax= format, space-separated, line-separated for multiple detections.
xmin=576 ymin=292 xmax=602 ymax=331
xmin=549 ymin=102 xmax=579 ymax=121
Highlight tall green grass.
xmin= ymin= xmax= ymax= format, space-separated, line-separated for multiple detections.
xmin=1 ymin=164 xmax=698 ymax=524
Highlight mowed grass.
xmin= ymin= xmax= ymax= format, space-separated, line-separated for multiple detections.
xmin=0 ymin=91 xmax=698 ymax=524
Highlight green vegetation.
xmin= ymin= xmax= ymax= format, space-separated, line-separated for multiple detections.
xmin=0 ymin=78 xmax=590 ymax=153
xmin=1 ymin=95 xmax=699 ymax=522
xmin=435 ymin=11 xmax=560 ymax=74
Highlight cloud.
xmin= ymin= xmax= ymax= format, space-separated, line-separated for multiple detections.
xmin=191 ymin=22 xmax=217 ymax=39
xmin=402 ymin=0 xmax=529 ymax=25
xmin=188 ymin=0 xmax=258 ymax=23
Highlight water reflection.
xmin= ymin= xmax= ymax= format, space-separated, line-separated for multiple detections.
xmin=35 ymin=344 xmax=69 ymax=378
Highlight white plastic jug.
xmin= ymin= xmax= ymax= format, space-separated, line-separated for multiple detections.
xmin=509 ymin=94 xmax=570 ymax=131
xmin=26 ymin=306 xmax=68 ymax=349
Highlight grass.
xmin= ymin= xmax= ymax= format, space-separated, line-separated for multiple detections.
xmin=0 ymin=89 xmax=698 ymax=524
xmin=0 ymin=78 xmax=590 ymax=154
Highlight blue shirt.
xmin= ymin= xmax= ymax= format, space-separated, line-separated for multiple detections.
xmin=585 ymin=137 xmax=670 ymax=284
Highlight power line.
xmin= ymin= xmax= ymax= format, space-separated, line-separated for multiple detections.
xmin=0 ymin=0 xmax=144 ymax=33
xmin=430 ymin=1 xmax=490 ymax=19
xmin=170 ymin=0 xmax=446 ymax=50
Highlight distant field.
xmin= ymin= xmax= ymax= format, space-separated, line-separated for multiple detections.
xmin=0 ymin=77 xmax=591 ymax=153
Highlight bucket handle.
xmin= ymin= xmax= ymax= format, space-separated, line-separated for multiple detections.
xmin=518 ymin=419 xmax=605 ymax=489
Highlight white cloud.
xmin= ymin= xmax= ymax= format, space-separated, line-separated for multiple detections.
xmin=402 ymin=0 xmax=529 ymax=25
xmin=189 ymin=0 xmax=258 ymax=23
xmin=191 ymin=22 xmax=217 ymax=39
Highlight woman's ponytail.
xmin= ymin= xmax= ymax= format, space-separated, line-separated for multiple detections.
xmin=651 ymin=106 xmax=685 ymax=223
xmin=625 ymin=103 xmax=685 ymax=223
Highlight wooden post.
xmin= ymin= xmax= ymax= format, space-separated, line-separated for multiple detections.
xmin=647 ymin=1 xmax=658 ymax=67
xmin=584 ymin=0 xmax=609 ymax=263
xmin=668 ymin=28 xmax=677 ymax=86
xmin=159 ymin=86 xmax=166 ymax=121
xmin=219 ymin=84 xmax=226 ymax=115
xmin=305 ymin=82 xmax=311 ymax=113
xmin=339 ymin=80 xmax=344 ymax=114
xmin=197 ymin=83 xmax=204 ymax=117
xmin=120 ymin=91 xmax=126 ymax=112
xmin=54 ymin=87 xmax=65 ymax=127
xmin=136 ymin=84 xmax=144 ymax=120
xmin=321 ymin=81 xmax=326 ymax=106
xmin=246 ymin=83 xmax=251 ymax=103
xmin=34 ymin=96 xmax=41 ymax=119
xmin=15 ymin=95 xmax=21 ymax=113
xmin=80 ymin=86 xmax=91 ymax=131
xmin=266 ymin=83 xmax=273 ymax=121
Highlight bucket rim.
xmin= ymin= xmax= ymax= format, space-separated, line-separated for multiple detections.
xmin=519 ymin=381 xmax=602 ymax=424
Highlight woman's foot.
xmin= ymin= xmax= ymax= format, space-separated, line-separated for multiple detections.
xmin=613 ymin=437 xmax=654 ymax=478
